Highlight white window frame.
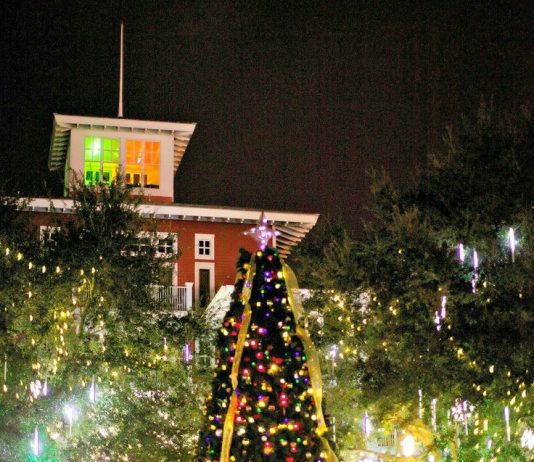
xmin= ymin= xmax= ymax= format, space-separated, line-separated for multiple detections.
xmin=195 ymin=233 xmax=215 ymax=260
xmin=39 ymin=226 xmax=61 ymax=244
xmin=132 ymin=232 xmax=177 ymax=258
xmin=154 ymin=232 xmax=178 ymax=257
xmin=194 ymin=261 xmax=215 ymax=302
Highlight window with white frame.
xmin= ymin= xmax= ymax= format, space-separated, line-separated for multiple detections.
xmin=129 ymin=232 xmax=177 ymax=257
xmin=195 ymin=234 xmax=214 ymax=260
xmin=156 ymin=234 xmax=177 ymax=256
xmin=40 ymin=226 xmax=61 ymax=245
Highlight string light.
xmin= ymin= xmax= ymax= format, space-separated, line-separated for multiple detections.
xmin=521 ymin=428 xmax=534 ymax=450
xmin=504 ymin=406 xmax=511 ymax=442
xmin=363 ymin=411 xmax=372 ymax=438
xmin=508 ymin=227 xmax=516 ymax=262
xmin=431 ymin=398 xmax=438 ymax=431
xmin=32 ymin=427 xmax=40 ymax=457
xmin=418 ymin=389 xmax=423 ymax=419
xmin=64 ymin=404 xmax=76 ymax=436
xmin=401 ymin=434 xmax=415 ymax=457
xmin=458 ymin=243 xmax=465 ymax=263
xmin=89 ymin=375 xmax=97 ymax=403
xmin=183 ymin=343 xmax=192 ymax=364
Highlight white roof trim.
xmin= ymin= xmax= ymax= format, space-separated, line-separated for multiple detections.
xmin=24 ymin=198 xmax=319 ymax=258
xmin=48 ymin=113 xmax=196 ymax=174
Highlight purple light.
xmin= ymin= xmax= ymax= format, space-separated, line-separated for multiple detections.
xmin=473 ymin=249 xmax=479 ymax=269
xmin=244 ymin=212 xmax=279 ymax=250
xmin=508 ymin=227 xmax=516 ymax=262
xmin=89 ymin=375 xmax=96 ymax=403
xmin=363 ymin=411 xmax=372 ymax=437
xmin=184 ymin=344 xmax=192 ymax=364
xmin=472 ymin=249 xmax=479 ymax=293
xmin=434 ymin=311 xmax=441 ymax=331
xmin=458 ymin=243 xmax=465 ymax=263
xmin=33 ymin=428 xmax=40 ymax=456
xmin=329 ymin=345 xmax=338 ymax=359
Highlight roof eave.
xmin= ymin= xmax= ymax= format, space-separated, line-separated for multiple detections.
xmin=48 ymin=113 xmax=197 ymax=174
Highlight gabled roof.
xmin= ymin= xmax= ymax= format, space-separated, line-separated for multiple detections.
xmin=48 ymin=113 xmax=196 ymax=173
xmin=25 ymin=198 xmax=319 ymax=259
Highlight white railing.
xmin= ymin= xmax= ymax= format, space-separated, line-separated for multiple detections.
xmin=151 ymin=285 xmax=191 ymax=313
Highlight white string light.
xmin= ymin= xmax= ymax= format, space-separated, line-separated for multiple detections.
xmin=33 ymin=427 xmax=40 ymax=457
xmin=458 ymin=243 xmax=465 ymax=263
xmin=504 ymin=406 xmax=511 ymax=442
xmin=89 ymin=375 xmax=96 ymax=403
xmin=508 ymin=227 xmax=516 ymax=262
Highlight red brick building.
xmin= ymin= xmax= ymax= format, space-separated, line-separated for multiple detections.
xmin=29 ymin=113 xmax=318 ymax=310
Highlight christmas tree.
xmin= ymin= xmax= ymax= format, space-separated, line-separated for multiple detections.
xmin=197 ymin=220 xmax=337 ymax=461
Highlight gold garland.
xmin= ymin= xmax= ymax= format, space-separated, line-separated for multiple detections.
xmin=283 ymin=262 xmax=339 ymax=462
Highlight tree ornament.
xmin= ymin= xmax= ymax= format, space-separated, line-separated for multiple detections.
xmin=244 ymin=212 xmax=280 ymax=250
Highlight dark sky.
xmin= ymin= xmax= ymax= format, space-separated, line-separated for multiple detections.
xmin=1 ymin=1 xmax=532 ymax=230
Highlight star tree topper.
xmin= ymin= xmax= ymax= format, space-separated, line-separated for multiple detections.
xmin=244 ymin=211 xmax=280 ymax=250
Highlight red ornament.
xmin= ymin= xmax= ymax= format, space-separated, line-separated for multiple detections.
xmin=278 ymin=392 xmax=289 ymax=408
xmin=264 ymin=441 xmax=274 ymax=455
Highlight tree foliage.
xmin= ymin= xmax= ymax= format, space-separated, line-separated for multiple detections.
xmin=0 ymin=178 xmax=209 ymax=461
xmin=301 ymin=105 xmax=534 ymax=461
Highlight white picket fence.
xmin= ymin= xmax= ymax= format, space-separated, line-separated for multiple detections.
xmin=151 ymin=285 xmax=189 ymax=313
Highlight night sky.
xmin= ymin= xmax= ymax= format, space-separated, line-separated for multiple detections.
xmin=1 ymin=1 xmax=532 ymax=231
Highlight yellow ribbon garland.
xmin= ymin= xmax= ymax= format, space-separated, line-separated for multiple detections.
xmin=220 ymin=255 xmax=338 ymax=462
xmin=284 ymin=262 xmax=339 ymax=462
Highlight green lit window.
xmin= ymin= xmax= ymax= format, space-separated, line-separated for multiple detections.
xmin=84 ymin=137 xmax=120 ymax=185
xmin=125 ymin=140 xmax=160 ymax=188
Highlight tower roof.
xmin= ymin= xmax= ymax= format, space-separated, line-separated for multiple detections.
xmin=48 ymin=113 xmax=196 ymax=173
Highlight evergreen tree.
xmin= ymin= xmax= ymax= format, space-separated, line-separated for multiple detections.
xmin=197 ymin=247 xmax=337 ymax=461
xmin=289 ymin=216 xmax=351 ymax=290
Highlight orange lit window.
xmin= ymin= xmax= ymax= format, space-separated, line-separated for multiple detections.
xmin=125 ymin=140 xmax=160 ymax=188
